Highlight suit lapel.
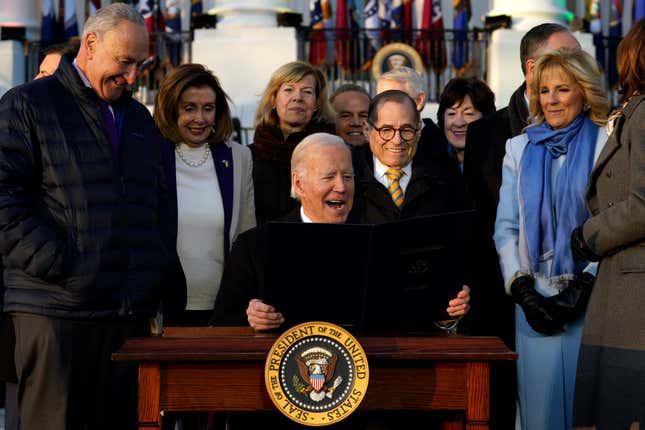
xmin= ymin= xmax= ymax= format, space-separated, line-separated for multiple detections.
xmin=589 ymin=121 xmax=621 ymax=183
xmin=403 ymin=161 xmax=430 ymax=204
xmin=211 ymin=141 xmax=234 ymax=255
xmin=229 ymin=143 xmax=241 ymax=239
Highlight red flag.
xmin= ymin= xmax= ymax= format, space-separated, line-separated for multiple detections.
xmin=415 ymin=0 xmax=446 ymax=72
xmin=404 ymin=0 xmax=414 ymax=35
xmin=336 ymin=0 xmax=349 ymax=69
xmin=336 ymin=0 xmax=359 ymax=72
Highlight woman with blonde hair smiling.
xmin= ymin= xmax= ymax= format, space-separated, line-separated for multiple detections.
xmin=494 ymin=48 xmax=609 ymax=430
xmin=251 ymin=61 xmax=335 ymax=225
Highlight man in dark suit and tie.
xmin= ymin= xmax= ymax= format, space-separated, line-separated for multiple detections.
xmin=350 ymin=89 xmax=470 ymax=224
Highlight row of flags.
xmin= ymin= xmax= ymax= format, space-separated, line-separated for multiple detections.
xmin=309 ymin=0 xmax=472 ymax=75
xmin=40 ymin=0 xmax=203 ymax=43
xmin=39 ymin=0 xmax=203 ymax=80
xmin=41 ymin=0 xmax=83 ymax=42
xmin=310 ymin=0 xmax=645 ymax=78
xmin=587 ymin=0 xmax=645 ymax=88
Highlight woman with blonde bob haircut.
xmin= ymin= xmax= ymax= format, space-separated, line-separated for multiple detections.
xmin=495 ymin=47 xmax=609 ymax=430
xmin=251 ymin=61 xmax=335 ymax=225
xmin=528 ymin=49 xmax=610 ymax=127
xmin=154 ymin=63 xmax=256 ymax=329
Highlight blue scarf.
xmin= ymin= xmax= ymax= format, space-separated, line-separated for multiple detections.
xmin=520 ymin=113 xmax=598 ymax=276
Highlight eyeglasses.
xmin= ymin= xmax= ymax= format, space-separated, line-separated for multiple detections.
xmin=368 ymin=123 xmax=419 ymax=142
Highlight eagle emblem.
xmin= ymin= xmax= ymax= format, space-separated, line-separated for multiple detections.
xmin=296 ymin=347 xmax=343 ymax=402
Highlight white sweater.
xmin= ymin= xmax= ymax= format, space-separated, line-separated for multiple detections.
xmin=175 ymin=143 xmax=225 ymax=310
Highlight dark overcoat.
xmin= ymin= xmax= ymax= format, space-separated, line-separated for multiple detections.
xmin=574 ymin=94 xmax=645 ymax=429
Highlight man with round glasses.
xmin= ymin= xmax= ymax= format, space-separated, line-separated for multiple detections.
xmin=349 ymin=90 xmax=471 ymax=223
xmin=348 ymin=89 xmax=474 ymax=427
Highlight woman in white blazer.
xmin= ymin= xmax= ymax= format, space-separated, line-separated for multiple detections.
xmin=494 ymin=49 xmax=608 ymax=430
xmin=154 ymin=64 xmax=256 ymax=328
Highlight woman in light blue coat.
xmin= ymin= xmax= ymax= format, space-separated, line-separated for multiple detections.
xmin=494 ymin=49 xmax=609 ymax=430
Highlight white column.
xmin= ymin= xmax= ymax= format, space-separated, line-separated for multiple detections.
xmin=0 ymin=0 xmax=41 ymax=40
xmin=488 ymin=0 xmax=570 ymax=31
xmin=484 ymin=0 xmax=595 ymax=109
xmin=209 ymin=0 xmax=288 ymax=28
xmin=0 ymin=40 xmax=26 ymax=97
xmin=193 ymin=0 xmax=297 ymax=142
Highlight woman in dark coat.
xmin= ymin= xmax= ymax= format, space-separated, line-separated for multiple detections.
xmin=572 ymin=18 xmax=645 ymax=429
xmin=251 ymin=61 xmax=335 ymax=225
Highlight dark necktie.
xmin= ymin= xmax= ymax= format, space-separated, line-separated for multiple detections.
xmin=98 ymin=100 xmax=119 ymax=155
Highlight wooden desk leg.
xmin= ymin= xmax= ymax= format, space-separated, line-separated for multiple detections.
xmin=138 ymin=362 xmax=162 ymax=430
xmin=466 ymin=362 xmax=490 ymax=430
xmin=442 ymin=414 xmax=465 ymax=430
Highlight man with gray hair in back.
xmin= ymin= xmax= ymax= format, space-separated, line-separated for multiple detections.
xmin=0 ymin=3 xmax=181 ymax=429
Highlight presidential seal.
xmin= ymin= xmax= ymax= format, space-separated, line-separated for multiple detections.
xmin=265 ymin=321 xmax=369 ymax=426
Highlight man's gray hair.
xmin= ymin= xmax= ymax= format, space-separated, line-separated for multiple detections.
xmin=82 ymin=3 xmax=146 ymax=39
xmin=378 ymin=66 xmax=424 ymax=97
xmin=290 ymin=133 xmax=350 ymax=200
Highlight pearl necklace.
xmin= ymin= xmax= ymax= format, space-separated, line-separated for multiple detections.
xmin=176 ymin=144 xmax=210 ymax=167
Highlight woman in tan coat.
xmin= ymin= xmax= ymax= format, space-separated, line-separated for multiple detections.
xmin=571 ymin=18 xmax=645 ymax=429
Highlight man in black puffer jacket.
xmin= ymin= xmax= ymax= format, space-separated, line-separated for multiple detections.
xmin=0 ymin=4 xmax=184 ymax=430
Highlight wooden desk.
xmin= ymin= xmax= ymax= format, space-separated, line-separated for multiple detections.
xmin=113 ymin=327 xmax=516 ymax=430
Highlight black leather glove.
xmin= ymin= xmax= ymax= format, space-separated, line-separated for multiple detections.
xmin=546 ymin=272 xmax=595 ymax=325
xmin=510 ymin=275 xmax=563 ymax=335
xmin=571 ymin=226 xmax=601 ymax=262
